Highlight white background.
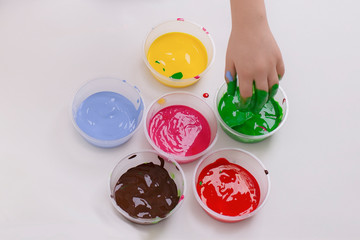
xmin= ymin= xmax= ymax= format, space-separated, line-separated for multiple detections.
xmin=1 ymin=0 xmax=360 ymax=239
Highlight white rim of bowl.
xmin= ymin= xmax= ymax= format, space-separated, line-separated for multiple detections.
xmin=192 ymin=147 xmax=271 ymax=222
xmin=143 ymin=91 xmax=218 ymax=163
xmin=142 ymin=18 xmax=216 ymax=85
xmin=109 ymin=149 xmax=187 ymax=224
xmin=214 ymin=83 xmax=289 ymax=141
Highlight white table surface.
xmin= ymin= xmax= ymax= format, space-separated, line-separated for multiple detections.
xmin=1 ymin=0 xmax=360 ymax=239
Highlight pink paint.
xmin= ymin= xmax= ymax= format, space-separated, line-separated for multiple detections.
xmin=258 ymin=126 xmax=267 ymax=131
xmin=177 ymin=18 xmax=184 ymax=21
xmin=148 ymin=105 xmax=211 ymax=157
xmin=202 ymin=27 xmax=209 ymax=34
xmin=194 ymin=75 xmax=200 ymax=79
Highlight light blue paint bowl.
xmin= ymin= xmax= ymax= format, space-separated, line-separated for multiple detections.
xmin=71 ymin=78 xmax=144 ymax=148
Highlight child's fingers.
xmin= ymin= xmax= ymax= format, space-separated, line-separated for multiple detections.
xmin=238 ymin=74 xmax=253 ymax=110
xmin=225 ymin=59 xmax=237 ymax=95
xmin=268 ymin=70 xmax=279 ymax=99
xmin=252 ymin=76 xmax=269 ymax=113
xmin=276 ymin=58 xmax=285 ymax=80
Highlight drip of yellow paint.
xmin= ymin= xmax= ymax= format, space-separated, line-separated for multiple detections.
xmin=147 ymin=32 xmax=208 ymax=79
xmin=157 ymin=98 xmax=166 ymax=105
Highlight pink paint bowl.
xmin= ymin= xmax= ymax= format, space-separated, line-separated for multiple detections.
xmin=193 ymin=148 xmax=270 ymax=222
xmin=109 ymin=150 xmax=186 ymax=224
xmin=144 ymin=92 xmax=218 ymax=164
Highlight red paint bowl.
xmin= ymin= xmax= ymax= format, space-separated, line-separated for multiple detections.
xmin=144 ymin=92 xmax=218 ymax=164
xmin=192 ymin=148 xmax=270 ymax=222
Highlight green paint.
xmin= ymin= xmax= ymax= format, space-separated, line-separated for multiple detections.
xmin=239 ymin=95 xmax=252 ymax=111
xmin=218 ymin=87 xmax=283 ymax=136
xmin=253 ymin=89 xmax=269 ymax=113
xmin=226 ymin=71 xmax=236 ymax=95
xmin=177 ymin=189 xmax=181 ymax=197
xmin=227 ymin=81 xmax=236 ymax=95
xmin=199 ymin=181 xmax=202 ymax=186
xmin=170 ymin=173 xmax=175 ymax=179
xmin=237 ymin=81 xmax=255 ymax=111
xmin=155 ymin=60 xmax=160 ymax=64
xmin=162 ymin=68 xmax=165 ymax=72
xmin=269 ymin=83 xmax=279 ymax=99
xmin=170 ymin=72 xmax=183 ymax=79
xmin=152 ymin=217 xmax=161 ymax=224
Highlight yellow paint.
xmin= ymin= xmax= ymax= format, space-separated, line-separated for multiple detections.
xmin=147 ymin=32 xmax=208 ymax=79
xmin=157 ymin=98 xmax=166 ymax=105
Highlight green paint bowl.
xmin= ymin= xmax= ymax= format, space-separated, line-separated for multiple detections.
xmin=109 ymin=150 xmax=186 ymax=224
xmin=215 ymin=82 xmax=289 ymax=143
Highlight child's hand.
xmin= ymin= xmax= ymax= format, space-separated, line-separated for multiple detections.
xmin=225 ymin=0 xmax=285 ymax=112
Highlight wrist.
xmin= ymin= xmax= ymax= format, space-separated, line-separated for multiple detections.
xmin=230 ymin=0 xmax=269 ymax=31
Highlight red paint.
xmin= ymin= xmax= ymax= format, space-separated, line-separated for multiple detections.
xmin=177 ymin=18 xmax=184 ymax=21
xmin=149 ymin=105 xmax=211 ymax=157
xmin=197 ymin=158 xmax=260 ymax=216
xmin=203 ymin=93 xmax=209 ymax=98
xmin=194 ymin=75 xmax=200 ymax=79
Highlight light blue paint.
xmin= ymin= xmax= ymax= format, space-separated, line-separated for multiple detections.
xmin=76 ymin=91 xmax=143 ymax=141
xmin=225 ymin=71 xmax=234 ymax=82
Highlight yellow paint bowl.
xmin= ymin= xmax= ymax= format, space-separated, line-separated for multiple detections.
xmin=143 ymin=18 xmax=215 ymax=88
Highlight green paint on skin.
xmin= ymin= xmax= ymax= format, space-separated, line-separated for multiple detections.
xmin=253 ymin=89 xmax=269 ymax=113
xmin=218 ymin=87 xmax=283 ymax=136
xmin=226 ymin=71 xmax=236 ymax=95
xmin=237 ymin=81 xmax=255 ymax=111
xmin=239 ymin=95 xmax=252 ymax=110
xmin=269 ymin=83 xmax=279 ymax=99
xmin=170 ymin=72 xmax=183 ymax=79
xmin=227 ymin=81 xmax=236 ymax=95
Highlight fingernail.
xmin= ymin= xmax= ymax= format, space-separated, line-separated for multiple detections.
xmin=278 ymin=74 xmax=283 ymax=80
xmin=226 ymin=71 xmax=233 ymax=82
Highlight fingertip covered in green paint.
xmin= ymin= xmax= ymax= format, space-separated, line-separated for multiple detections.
xmin=226 ymin=71 xmax=236 ymax=95
xmin=269 ymin=83 xmax=279 ymax=99
xmin=253 ymin=89 xmax=268 ymax=113
xmin=227 ymin=81 xmax=236 ymax=95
